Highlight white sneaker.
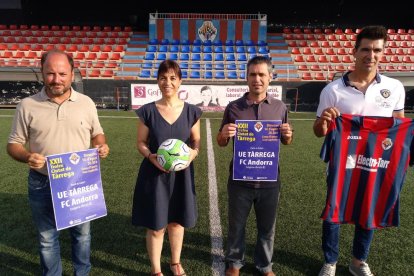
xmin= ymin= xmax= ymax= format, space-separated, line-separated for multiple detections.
xmin=318 ymin=263 xmax=336 ymax=276
xmin=349 ymin=261 xmax=374 ymax=276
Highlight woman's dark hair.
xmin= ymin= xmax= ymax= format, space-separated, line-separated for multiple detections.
xmin=157 ymin=60 xmax=182 ymax=80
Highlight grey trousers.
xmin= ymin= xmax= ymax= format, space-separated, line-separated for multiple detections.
xmin=225 ymin=183 xmax=281 ymax=273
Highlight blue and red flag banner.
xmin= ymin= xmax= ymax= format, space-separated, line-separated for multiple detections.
xmin=46 ymin=149 xmax=107 ymax=230
xmin=320 ymin=114 xmax=414 ymax=229
xmin=233 ymin=120 xmax=281 ymax=181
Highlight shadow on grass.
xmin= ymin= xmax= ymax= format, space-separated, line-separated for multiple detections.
xmin=0 ymin=192 xmax=218 ymax=275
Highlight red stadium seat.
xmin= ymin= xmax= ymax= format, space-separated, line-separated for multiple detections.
xmin=314 ymin=72 xmax=326 ymax=80
xmin=301 ymin=72 xmax=313 ymax=80
xmin=102 ymin=70 xmax=114 ymax=77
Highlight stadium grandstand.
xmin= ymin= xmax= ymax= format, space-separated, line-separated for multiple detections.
xmin=0 ymin=0 xmax=413 ymax=111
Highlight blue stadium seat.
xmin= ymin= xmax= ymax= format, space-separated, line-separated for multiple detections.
xmin=180 ymin=62 xmax=188 ymax=69
xmin=191 ymin=63 xmax=201 ymax=69
xmin=160 ymin=38 xmax=169 ymax=45
xmin=258 ymin=46 xmax=268 ymax=54
xmin=147 ymin=45 xmax=157 ymax=52
xmin=237 ymin=53 xmax=247 ymax=62
xmin=225 ymin=40 xmax=234 ymax=46
xmin=236 ymin=46 xmax=246 ymax=53
xmin=215 ymin=71 xmax=225 ymax=79
xmin=257 ymin=40 xmax=267 ymax=46
xmin=193 ymin=39 xmax=202 ymax=46
xmin=227 ymin=63 xmax=237 ymax=70
xmin=214 ymin=63 xmax=224 ymax=70
xmin=170 ymin=45 xmax=179 ymax=53
xmin=152 ymin=70 xmax=158 ymax=78
xmin=227 ymin=71 xmax=238 ymax=79
xmin=239 ymin=72 xmax=246 ymax=79
xmin=181 ymin=39 xmax=190 ymax=45
xmin=203 ymin=53 xmax=213 ymax=61
xmin=213 ymin=40 xmax=223 ymax=46
xmin=226 ymin=53 xmax=236 ymax=61
xmin=179 ymin=53 xmax=189 ymax=60
xmin=139 ymin=70 xmax=151 ymax=78
xmin=149 ymin=38 xmax=158 ymax=45
xmin=203 ymin=40 xmax=212 ymax=46
xmin=158 ymin=45 xmax=168 ymax=52
xmin=169 ymin=53 xmax=178 ymax=60
xmin=239 ymin=63 xmax=246 ymax=70
xmin=215 ymin=53 xmax=224 ymax=61
xmin=214 ymin=46 xmax=223 ymax=53
xmin=145 ymin=53 xmax=155 ymax=60
xmin=181 ymin=70 xmax=188 ymax=78
xmin=171 ymin=39 xmax=180 ymax=45
xmin=235 ymin=40 xmax=244 ymax=46
xmin=205 ymin=71 xmax=213 ymax=79
xmin=143 ymin=62 xmax=153 ymax=68
xmin=203 ymin=46 xmax=212 ymax=53
xmin=247 ymin=46 xmax=256 ymax=54
xmin=192 ymin=45 xmax=201 ymax=53
xmin=204 ymin=63 xmax=213 ymax=70
xmin=157 ymin=53 xmax=167 ymax=60
xmin=181 ymin=45 xmax=190 ymax=53
xmin=248 ymin=53 xmax=257 ymax=60
xmin=191 ymin=53 xmax=201 ymax=61
xmin=245 ymin=40 xmax=254 ymax=46
xmin=190 ymin=71 xmax=200 ymax=78
xmin=225 ymin=46 xmax=235 ymax=53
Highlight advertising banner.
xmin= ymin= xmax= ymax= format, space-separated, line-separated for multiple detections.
xmin=131 ymin=84 xmax=282 ymax=110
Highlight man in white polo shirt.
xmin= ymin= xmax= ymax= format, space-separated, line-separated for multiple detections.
xmin=7 ymin=50 xmax=109 ymax=276
xmin=313 ymin=26 xmax=405 ymax=276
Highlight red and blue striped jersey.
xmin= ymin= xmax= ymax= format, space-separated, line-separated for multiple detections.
xmin=320 ymin=114 xmax=414 ymax=229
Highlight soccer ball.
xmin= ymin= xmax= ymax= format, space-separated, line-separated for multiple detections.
xmin=157 ymin=139 xmax=191 ymax=171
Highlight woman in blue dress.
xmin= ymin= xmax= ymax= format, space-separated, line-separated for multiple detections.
xmin=132 ymin=60 xmax=202 ymax=276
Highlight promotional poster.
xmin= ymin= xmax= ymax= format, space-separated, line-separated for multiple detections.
xmin=233 ymin=120 xmax=282 ymax=181
xmin=46 ymin=149 xmax=107 ymax=230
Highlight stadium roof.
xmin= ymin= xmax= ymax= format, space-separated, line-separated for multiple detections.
xmin=3 ymin=0 xmax=413 ymax=29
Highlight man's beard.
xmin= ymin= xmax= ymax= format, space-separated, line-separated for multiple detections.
xmin=46 ymin=84 xmax=69 ymax=96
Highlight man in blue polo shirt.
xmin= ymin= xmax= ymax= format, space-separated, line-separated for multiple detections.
xmin=313 ymin=25 xmax=405 ymax=276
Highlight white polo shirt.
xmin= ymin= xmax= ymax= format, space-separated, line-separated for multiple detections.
xmin=316 ymin=72 xmax=405 ymax=117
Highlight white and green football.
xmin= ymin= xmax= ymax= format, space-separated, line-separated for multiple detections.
xmin=157 ymin=139 xmax=190 ymax=171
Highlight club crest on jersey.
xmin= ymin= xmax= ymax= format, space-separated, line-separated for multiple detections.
xmin=380 ymin=89 xmax=391 ymax=98
xmin=254 ymin=122 xmax=263 ymax=132
xmin=381 ymin=138 xmax=393 ymax=150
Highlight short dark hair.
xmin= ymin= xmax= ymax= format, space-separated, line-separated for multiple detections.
xmin=246 ymin=55 xmax=273 ymax=75
xmin=41 ymin=49 xmax=74 ymax=71
xmin=355 ymin=25 xmax=387 ymax=50
xmin=157 ymin=60 xmax=182 ymax=80
xmin=200 ymin=85 xmax=211 ymax=94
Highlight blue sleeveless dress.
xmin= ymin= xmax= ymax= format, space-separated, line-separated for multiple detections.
xmin=132 ymin=102 xmax=202 ymax=230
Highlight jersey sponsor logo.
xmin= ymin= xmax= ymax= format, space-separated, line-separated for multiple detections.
xmin=346 ymin=154 xmax=356 ymax=169
xmin=355 ymin=154 xmax=390 ymax=171
xmin=347 ymin=135 xmax=362 ymax=140
xmin=345 ymin=154 xmax=391 ymax=171
xmin=380 ymin=89 xmax=391 ymax=98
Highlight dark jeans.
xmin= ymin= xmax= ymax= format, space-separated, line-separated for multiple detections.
xmin=28 ymin=170 xmax=91 ymax=276
xmin=322 ymin=220 xmax=374 ymax=264
xmin=226 ymin=183 xmax=280 ymax=273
